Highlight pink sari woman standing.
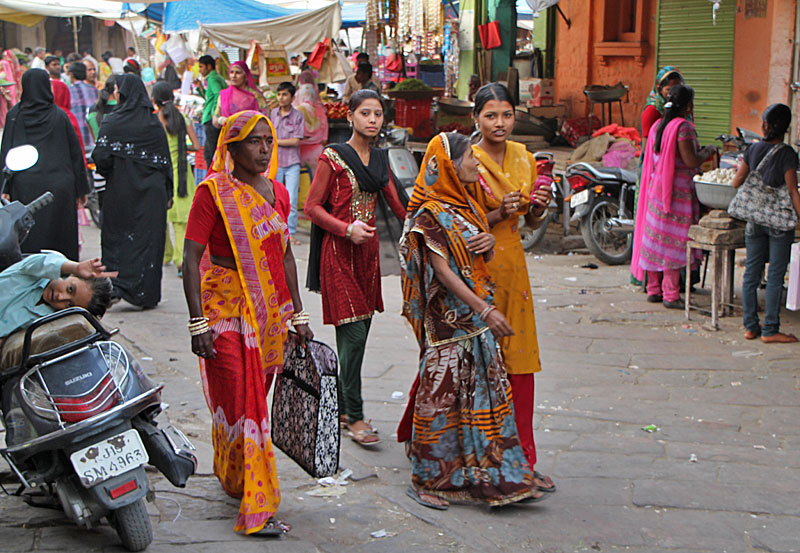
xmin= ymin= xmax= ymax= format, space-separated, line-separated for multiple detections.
xmin=631 ymin=84 xmax=715 ymax=308
xmin=0 ymin=50 xmax=22 ymax=128
xmin=212 ymin=61 xmax=269 ymax=128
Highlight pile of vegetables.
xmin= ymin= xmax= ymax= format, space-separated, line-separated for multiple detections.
xmin=324 ymin=102 xmax=349 ymax=120
xmin=394 ymin=79 xmax=433 ymax=92
xmin=695 ymin=168 xmax=736 ymax=185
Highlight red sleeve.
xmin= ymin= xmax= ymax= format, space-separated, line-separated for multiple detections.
xmin=641 ymin=105 xmax=661 ymax=138
xmin=305 ymin=157 xmax=349 ymax=237
xmin=272 ymin=179 xmax=291 ymax=222
xmin=185 ymin=185 xmax=218 ymax=246
xmin=383 ymin=174 xmax=407 ymax=222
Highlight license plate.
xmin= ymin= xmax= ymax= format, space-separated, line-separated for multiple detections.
xmin=70 ymin=429 xmax=148 ymax=487
xmin=570 ymin=189 xmax=590 ymax=208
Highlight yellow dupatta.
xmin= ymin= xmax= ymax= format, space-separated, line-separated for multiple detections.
xmin=472 ymin=141 xmax=536 ymax=211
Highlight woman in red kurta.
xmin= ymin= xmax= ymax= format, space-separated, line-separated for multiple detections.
xmin=305 ymin=90 xmax=406 ymax=446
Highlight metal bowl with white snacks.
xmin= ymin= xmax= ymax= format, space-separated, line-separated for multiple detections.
xmin=693 ymin=179 xmax=738 ymax=210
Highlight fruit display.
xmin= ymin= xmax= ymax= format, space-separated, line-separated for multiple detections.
xmin=695 ymin=168 xmax=736 ymax=185
xmin=394 ymin=78 xmax=433 ymax=92
xmin=324 ymin=102 xmax=349 ymax=120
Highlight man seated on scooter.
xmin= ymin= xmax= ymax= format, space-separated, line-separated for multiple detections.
xmin=0 ymin=252 xmax=115 ymax=348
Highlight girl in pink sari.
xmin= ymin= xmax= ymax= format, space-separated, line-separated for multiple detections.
xmin=0 ymin=50 xmax=21 ymax=128
xmin=293 ymin=70 xmax=328 ymax=173
xmin=212 ymin=61 xmax=269 ymax=128
xmin=631 ymin=85 xmax=716 ymax=309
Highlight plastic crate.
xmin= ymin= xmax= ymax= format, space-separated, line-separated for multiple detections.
xmin=395 ymin=98 xmax=434 ymax=139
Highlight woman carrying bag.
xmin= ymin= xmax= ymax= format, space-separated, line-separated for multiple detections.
xmin=729 ymin=104 xmax=800 ymax=343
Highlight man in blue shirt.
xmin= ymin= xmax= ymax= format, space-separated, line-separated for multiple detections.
xmin=0 ymin=252 xmax=115 ymax=342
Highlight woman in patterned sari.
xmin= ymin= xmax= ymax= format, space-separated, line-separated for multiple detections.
xmin=400 ymin=132 xmax=547 ymax=510
xmin=182 ymin=110 xmax=313 ymax=535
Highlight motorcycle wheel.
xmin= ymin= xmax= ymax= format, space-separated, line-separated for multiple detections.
xmin=580 ymin=196 xmax=632 ymax=265
xmin=519 ymin=214 xmax=549 ymax=251
xmin=86 ymin=189 xmax=103 ymax=228
xmin=108 ymin=498 xmax=153 ymax=552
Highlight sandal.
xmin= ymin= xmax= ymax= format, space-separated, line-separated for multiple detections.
xmin=406 ymin=486 xmax=449 ymax=510
xmin=347 ymin=425 xmax=381 ymax=446
xmin=533 ymin=470 xmax=556 ymax=493
xmin=252 ymin=516 xmax=291 ymax=536
xmin=517 ymin=489 xmax=550 ymax=504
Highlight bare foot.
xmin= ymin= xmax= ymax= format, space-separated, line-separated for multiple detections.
xmin=744 ymin=329 xmax=760 ymax=340
xmin=761 ymin=332 xmax=798 ymax=344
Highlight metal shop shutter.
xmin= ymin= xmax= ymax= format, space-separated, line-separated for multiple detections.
xmin=656 ymin=0 xmax=735 ymax=144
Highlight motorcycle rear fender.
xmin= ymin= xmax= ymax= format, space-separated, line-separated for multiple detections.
xmin=572 ymin=189 xmax=596 ymax=220
xmin=87 ymin=465 xmax=149 ymax=511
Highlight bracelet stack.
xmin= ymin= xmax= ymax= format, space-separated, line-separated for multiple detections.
xmin=479 ymin=305 xmax=497 ymax=321
xmin=291 ymin=310 xmax=310 ymax=327
xmin=188 ymin=317 xmax=210 ymax=336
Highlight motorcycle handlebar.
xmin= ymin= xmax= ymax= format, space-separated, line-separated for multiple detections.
xmin=26 ymin=191 xmax=54 ymax=214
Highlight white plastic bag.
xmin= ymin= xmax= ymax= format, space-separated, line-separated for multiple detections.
xmin=786 ymin=242 xmax=800 ymax=311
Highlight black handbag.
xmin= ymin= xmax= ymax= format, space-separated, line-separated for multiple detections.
xmin=271 ymin=332 xmax=340 ymax=478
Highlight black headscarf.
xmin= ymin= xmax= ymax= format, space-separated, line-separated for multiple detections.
xmin=306 ymin=143 xmax=391 ymax=292
xmin=92 ymin=73 xmax=171 ymax=173
xmin=2 ymin=68 xmax=60 ymax=146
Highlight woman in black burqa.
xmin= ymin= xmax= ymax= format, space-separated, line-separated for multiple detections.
xmin=92 ymin=73 xmax=172 ymax=308
xmin=0 ymin=68 xmax=88 ymax=260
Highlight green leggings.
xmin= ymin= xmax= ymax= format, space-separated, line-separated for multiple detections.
xmin=335 ymin=318 xmax=372 ymax=424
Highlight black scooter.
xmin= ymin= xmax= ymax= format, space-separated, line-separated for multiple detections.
xmin=0 ymin=146 xmax=196 ymax=552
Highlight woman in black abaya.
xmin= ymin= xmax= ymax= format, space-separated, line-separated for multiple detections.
xmin=0 ymin=68 xmax=88 ymax=260
xmin=92 ymin=73 xmax=172 ymax=308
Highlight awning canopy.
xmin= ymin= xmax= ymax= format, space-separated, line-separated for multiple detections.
xmin=199 ymin=1 xmax=341 ymax=53
xmin=162 ymin=0 xmax=298 ymax=33
xmin=0 ymin=0 xmax=127 ymax=26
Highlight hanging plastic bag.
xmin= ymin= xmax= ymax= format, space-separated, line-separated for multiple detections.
xmin=787 ymin=243 xmax=800 ymax=311
xmin=478 ymin=21 xmax=502 ymax=50
xmin=307 ymin=38 xmax=330 ymax=70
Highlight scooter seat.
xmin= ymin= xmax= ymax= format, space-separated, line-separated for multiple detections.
xmin=0 ymin=314 xmax=94 ymax=374
xmin=593 ymin=166 xmax=637 ymax=183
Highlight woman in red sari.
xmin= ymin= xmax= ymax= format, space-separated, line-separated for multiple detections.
xmin=182 ymin=110 xmax=313 ymax=535
xmin=305 ymin=90 xmax=406 ymax=446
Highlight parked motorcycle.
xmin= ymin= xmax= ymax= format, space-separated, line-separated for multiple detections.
xmin=85 ymin=160 xmax=105 ymax=229
xmin=716 ymin=127 xmax=760 ymax=169
xmin=565 ymin=162 xmax=637 ymax=265
xmin=378 ymin=126 xmax=419 ymax=205
xmin=0 ymin=146 xmax=197 ymax=552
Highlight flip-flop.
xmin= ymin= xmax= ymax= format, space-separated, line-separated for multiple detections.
xmin=533 ymin=470 xmax=556 ymax=493
xmin=252 ymin=517 xmax=291 ymax=536
xmin=517 ymin=490 xmax=550 ymax=504
xmin=406 ymin=486 xmax=449 ymax=510
xmin=347 ymin=427 xmax=381 ymax=446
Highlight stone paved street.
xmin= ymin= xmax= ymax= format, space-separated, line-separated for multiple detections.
xmin=1 ymin=225 xmax=799 ymax=552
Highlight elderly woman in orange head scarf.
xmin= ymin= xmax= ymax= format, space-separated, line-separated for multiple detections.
xmin=182 ymin=110 xmax=313 ymax=535
xmin=399 ymin=132 xmax=547 ymax=510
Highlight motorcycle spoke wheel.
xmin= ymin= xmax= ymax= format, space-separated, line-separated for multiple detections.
xmin=581 ymin=197 xmax=632 ymax=265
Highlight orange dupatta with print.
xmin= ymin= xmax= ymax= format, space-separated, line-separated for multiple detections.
xmin=400 ymin=133 xmax=494 ymax=346
xmin=197 ymin=111 xmax=292 ymax=534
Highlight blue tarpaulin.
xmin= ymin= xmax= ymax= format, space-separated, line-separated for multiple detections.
xmin=124 ymin=0 xmax=299 ymax=32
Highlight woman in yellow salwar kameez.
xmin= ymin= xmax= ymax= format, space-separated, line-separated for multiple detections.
xmin=467 ymin=83 xmax=556 ymax=494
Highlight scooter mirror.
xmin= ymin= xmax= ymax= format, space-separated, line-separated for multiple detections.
xmin=5 ymin=144 xmax=39 ymax=173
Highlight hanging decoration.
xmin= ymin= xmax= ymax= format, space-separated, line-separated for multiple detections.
xmin=709 ymin=0 xmax=721 ymax=25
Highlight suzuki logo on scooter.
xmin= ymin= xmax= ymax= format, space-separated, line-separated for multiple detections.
xmin=64 ymin=372 xmax=93 ymax=386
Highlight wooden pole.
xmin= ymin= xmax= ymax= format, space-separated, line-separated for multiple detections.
xmin=72 ymin=17 xmax=79 ymax=53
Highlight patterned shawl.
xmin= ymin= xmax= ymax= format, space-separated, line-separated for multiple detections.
xmin=400 ymin=133 xmax=494 ymax=346
xmin=646 ymin=66 xmax=684 ymax=115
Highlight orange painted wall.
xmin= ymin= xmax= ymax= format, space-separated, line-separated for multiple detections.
xmin=732 ymin=0 xmax=796 ymax=136
xmin=553 ymin=1 xmax=796 ymax=137
xmin=553 ymin=0 xmax=658 ymax=132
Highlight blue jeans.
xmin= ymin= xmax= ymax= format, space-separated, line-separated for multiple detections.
xmin=742 ymin=222 xmax=795 ymax=336
xmin=275 ymin=163 xmax=300 ymax=235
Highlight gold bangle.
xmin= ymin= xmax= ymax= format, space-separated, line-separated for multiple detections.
xmin=531 ymin=207 xmax=548 ymax=220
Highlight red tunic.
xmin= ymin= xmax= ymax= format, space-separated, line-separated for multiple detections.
xmin=185 ymin=179 xmax=290 ymax=257
xmin=305 ymin=147 xmax=406 ymax=326
xmin=641 ymin=104 xmax=661 ymax=139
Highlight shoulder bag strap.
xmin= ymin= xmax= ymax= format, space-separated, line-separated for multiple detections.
xmin=753 ymin=143 xmax=784 ymax=176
